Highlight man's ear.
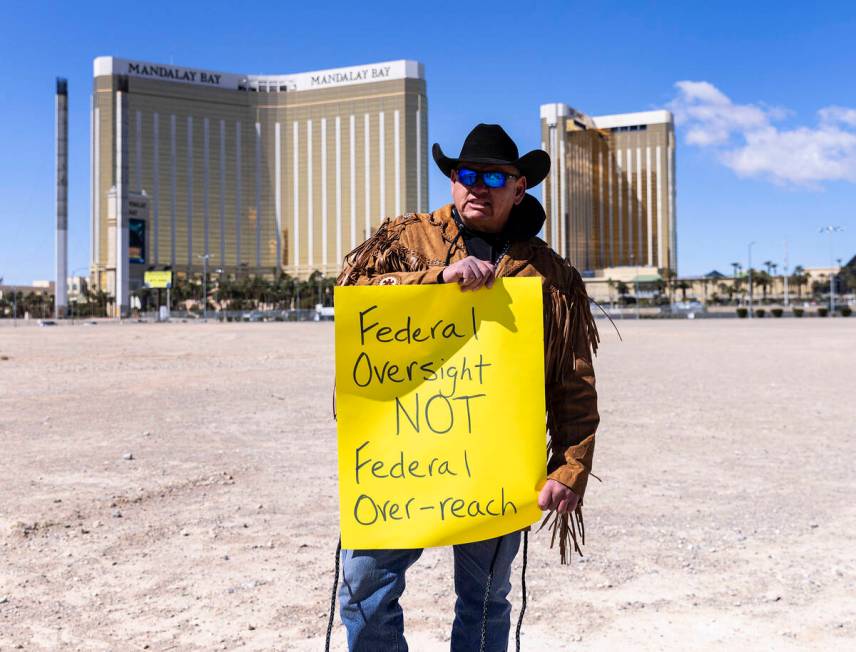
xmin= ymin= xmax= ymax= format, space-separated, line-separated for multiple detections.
xmin=513 ymin=176 xmax=527 ymax=205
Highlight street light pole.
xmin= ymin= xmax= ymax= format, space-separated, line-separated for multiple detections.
xmin=819 ymin=226 xmax=844 ymax=314
xmin=747 ymin=241 xmax=756 ymax=318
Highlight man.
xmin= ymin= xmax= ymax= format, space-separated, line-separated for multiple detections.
xmin=335 ymin=124 xmax=599 ymax=651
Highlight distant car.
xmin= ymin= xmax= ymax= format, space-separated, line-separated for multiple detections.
xmin=242 ymin=311 xmax=264 ymax=322
xmin=668 ymin=301 xmax=704 ymax=319
xmin=671 ymin=301 xmax=704 ymax=312
xmin=315 ymin=304 xmax=335 ymax=321
xmin=38 ymin=320 xmax=58 ymax=327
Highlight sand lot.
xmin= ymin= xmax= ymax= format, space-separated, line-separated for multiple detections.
xmin=0 ymin=319 xmax=854 ymax=651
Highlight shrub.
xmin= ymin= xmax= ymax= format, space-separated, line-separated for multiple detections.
xmin=793 ymin=307 xmax=804 ymax=318
xmin=755 ymin=308 xmax=766 ymax=318
xmin=841 ymin=306 xmax=852 ymax=317
xmin=771 ymin=308 xmax=783 ymax=318
xmin=818 ymin=307 xmax=829 ymax=317
xmin=737 ymin=307 xmax=748 ymax=318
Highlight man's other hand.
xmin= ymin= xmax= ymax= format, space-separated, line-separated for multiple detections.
xmin=441 ymin=256 xmax=496 ymax=290
xmin=538 ymin=479 xmax=579 ymax=514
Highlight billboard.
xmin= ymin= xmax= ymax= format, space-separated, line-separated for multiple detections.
xmin=129 ymin=219 xmax=146 ymax=264
xmin=144 ymin=271 xmax=172 ymax=289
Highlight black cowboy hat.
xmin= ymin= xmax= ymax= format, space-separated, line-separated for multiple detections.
xmin=432 ymin=123 xmax=551 ymax=187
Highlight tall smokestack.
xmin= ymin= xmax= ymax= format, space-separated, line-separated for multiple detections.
xmin=55 ymin=77 xmax=68 ymax=318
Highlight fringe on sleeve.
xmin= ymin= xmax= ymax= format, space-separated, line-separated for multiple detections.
xmin=539 ymin=507 xmax=586 ymax=564
xmin=541 ymin=264 xmax=600 ymax=564
xmin=543 ymin=266 xmax=599 ymax=383
xmin=336 ymin=215 xmax=427 ymax=286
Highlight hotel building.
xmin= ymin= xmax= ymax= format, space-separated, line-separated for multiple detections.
xmin=90 ymin=56 xmax=427 ymax=313
xmin=540 ymin=104 xmax=677 ymax=276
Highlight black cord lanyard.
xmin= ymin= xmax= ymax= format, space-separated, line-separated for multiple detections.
xmin=447 ymin=209 xmax=512 ymax=268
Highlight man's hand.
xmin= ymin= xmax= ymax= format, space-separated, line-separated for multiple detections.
xmin=538 ymin=479 xmax=579 ymax=514
xmin=441 ymin=255 xmax=496 ymax=290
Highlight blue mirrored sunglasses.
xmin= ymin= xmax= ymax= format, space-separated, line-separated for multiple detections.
xmin=455 ymin=167 xmax=518 ymax=189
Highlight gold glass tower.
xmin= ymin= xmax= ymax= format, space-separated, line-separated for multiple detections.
xmin=540 ymin=104 xmax=676 ymax=275
xmin=91 ymin=56 xmax=428 ymax=302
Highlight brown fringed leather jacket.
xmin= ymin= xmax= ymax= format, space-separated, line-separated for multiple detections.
xmin=337 ymin=198 xmax=599 ymax=563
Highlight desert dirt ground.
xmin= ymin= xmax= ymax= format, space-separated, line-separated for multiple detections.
xmin=0 ymin=318 xmax=854 ymax=651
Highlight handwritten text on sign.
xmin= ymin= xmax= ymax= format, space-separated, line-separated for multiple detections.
xmin=334 ymin=278 xmax=546 ymax=549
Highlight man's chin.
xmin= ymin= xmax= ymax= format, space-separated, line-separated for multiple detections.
xmin=462 ymin=209 xmax=493 ymax=222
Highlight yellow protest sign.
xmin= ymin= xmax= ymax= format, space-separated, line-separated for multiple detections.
xmin=334 ymin=277 xmax=546 ymax=549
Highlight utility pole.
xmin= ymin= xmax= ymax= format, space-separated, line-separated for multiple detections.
xmin=783 ymin=240 xmax=790 ymax=307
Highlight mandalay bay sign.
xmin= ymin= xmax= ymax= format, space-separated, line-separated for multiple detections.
xmin=96 ymin=57 xmax=421 ymax=92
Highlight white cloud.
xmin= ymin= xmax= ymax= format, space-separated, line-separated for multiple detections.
xmin=818 ymin=106 xmax=856 ymax=127
xmin=669 ymin=81 xmax=856 ymax=186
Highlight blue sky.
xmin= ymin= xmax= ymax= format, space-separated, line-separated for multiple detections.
xmin=1 ymin=0 xmax=855 ymax=284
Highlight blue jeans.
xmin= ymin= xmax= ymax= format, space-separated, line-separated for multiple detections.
xmin=339 ymin=532 xmax=521 ymax=651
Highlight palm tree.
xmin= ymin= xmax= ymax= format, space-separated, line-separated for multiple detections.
xmin=745 ymin=267 xmax=760 ymax=303
xmin=663 ymin=269 xmax=677 ymax=303
xmin=22 ymin=291 xmax=37 ymax=318
xmin=790 ymin=265 xmax=808 ymax=300
xmin=304 ymin=270 xmax=328 ymax=308
xmin=606 ymin=278 xmax=616 ymax=306
xmin=271 ymin=273 xmax=296 ymax=309
xmin=676 ymin=280 xmax=691 ymax=302
xmin=767 ymin=261 xmax=781 ymax=301
xmin=840 ymin=261 xmax=856 ymax=294
xmin=755 ymin=270 xmax=772 ymax=302
xmin=616 ymin=281 xmax=629 ymax=304
xmin=718 ymin=281 xmax=734 ymax=304
xmin=171 ymin=276 xmax=189 ymax=309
